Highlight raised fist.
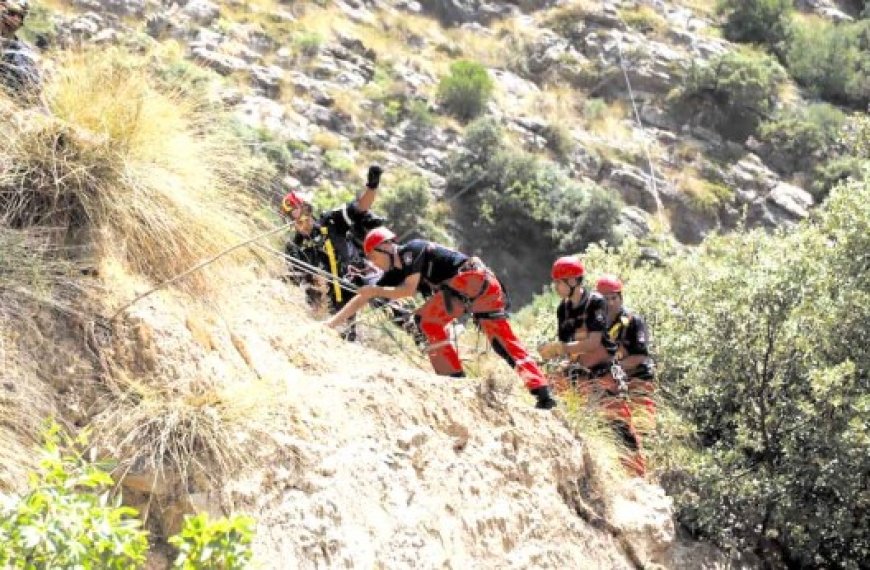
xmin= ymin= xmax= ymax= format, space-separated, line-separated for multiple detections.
xmin=366 ymin=165 xmax=383 ymax=189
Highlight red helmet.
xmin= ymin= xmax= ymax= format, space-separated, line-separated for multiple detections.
xmin=363 ymin=227 xmax=397 ymax=255
xmin=280 ymin=191 xmax=306 ymax=215
xmin=596 ymin=274 xmax=623 ymax=294
xmin=551 ymin=256 xmax=585 ymax=280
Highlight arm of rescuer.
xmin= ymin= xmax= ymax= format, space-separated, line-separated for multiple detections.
xmin=355 ymin=165 xmax=383 ymax=213
xmin=325 ymin=272 xmax=421 ymax=330
xmin=539 ymin=295 xmax=608 ymax=360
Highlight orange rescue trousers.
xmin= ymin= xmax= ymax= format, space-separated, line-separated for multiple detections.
xmin=553 ymin=369 xmax=647 ymax=477
xmin=415 ymin=269 xmax=547 ymax=391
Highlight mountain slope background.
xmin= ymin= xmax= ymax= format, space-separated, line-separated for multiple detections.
xmin=0 ymin=0 xmax=867 ymax=568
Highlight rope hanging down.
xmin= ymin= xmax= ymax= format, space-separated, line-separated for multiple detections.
xmin=611 ymin=4 xmax=667 ymax=226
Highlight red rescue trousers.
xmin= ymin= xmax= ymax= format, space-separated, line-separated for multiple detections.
xmin=415 ymin=269 xmax=547 ymax=390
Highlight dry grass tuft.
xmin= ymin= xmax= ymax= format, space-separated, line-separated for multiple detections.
xmin=91 ymin=373 xmax=288 ymax=490
xmin=0 ymin=48 xmax=265 ymax=293
xmin=0 ymin=228 xmax=74 ymax=491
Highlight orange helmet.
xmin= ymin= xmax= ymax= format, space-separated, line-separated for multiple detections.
xmin=551 ymin=256 xmax=585 ymax=280
xmin=595 ymin=274 xmax=623 ymax=294
xmin=363 ymin=227 xmax=397 ymax=255
xmin=280 ymin=191 xmax=306 ymax=216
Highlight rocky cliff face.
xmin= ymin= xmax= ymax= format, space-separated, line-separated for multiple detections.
xmin=35 ymin=0 xmax=839 ymax=254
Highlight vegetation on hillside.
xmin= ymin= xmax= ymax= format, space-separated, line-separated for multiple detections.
xmin=446 ymin=117 xmax=623 ymax=303
xmin=0 ymin=426 xmax=254 ymax=569
xmin=518 ymin=168 xmax=870 ymax=567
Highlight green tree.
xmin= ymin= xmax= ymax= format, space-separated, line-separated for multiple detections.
xmin=378 ymin=174 xmax=452 ymax=244
xmin=446 ymin=117 xmax=622 ymax=303
xmin=548 ymin=169 xmax=870 ymax=567
xmin=718 ymin=0 xmax=793 ymax=50
xmin=681 ymin=49 xmax=787 ymax=141
xmin=0 ymin=424 xmax=259 ymax=569
xmin=756 ymin=103 xmax=845 ymax=174
xmin=785 ymin=19 xmax=870 ymax=109
xmin=437 ymin=60 xmax=495 ymax=121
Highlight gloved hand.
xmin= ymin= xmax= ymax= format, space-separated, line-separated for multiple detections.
xmin=366 ymin=165 xmax=383 ymax=189
xmin=537 ymin=341 xmax=565 ymax=360
xmin=530 ymin=386 xmax=557 ymax=410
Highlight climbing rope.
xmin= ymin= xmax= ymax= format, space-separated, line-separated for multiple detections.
xmin=611 ymin=3 xmax=668 ymax=227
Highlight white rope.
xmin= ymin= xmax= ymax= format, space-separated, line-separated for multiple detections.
xmin=611 ymin=5 xmax=667 ymax=226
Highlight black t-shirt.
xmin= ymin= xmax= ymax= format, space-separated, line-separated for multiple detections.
xmin=289 ymin=201 xmax=383 ymax=275
xmin=557 ymin=289 xmax=617 ymax=355
xmin=610 ymin=308 xmax=650 ymax=357
xmin=377 ymin=239 xmax=468 ymax=297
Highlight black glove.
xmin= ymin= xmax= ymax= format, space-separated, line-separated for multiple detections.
xmin=366 ymin=165 xmax=383 ymax=189
xmin=530 ymin=386 xmax=557 ymax=410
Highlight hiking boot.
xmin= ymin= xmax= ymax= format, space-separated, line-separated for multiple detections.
xmin=530 ymin=386 xmax=557 ymax=410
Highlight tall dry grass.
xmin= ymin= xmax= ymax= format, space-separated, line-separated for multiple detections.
xmin=91 ymin=371 xmax=289 ymax=491
xmin=0 ymin=228 xmax=71 ymax=491
xmin=0 ymin=48 xmax=267 ymax=293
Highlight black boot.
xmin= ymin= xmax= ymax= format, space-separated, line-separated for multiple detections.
xmin=530 ymin=386 xmax=557 ymax=410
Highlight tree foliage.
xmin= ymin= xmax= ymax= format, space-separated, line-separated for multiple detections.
xmin=378 ymin=174 xmax=453 ymax=245
xmin=0 ymin=425 xmax=258 ymax=569
xmin=446 ymin=117 xmax=622 ymax=303
xmin=718 ymin=0 xmax=793 ymax=49
xmin=521 ymin=170 xmax=870 ymax=567
xmin=169 ymin=513 xmax=255 ymax=570
xmin=756 ymin=103 xmax=845 ymax=175
xmin=437 ymin=60 xmax=495 ymax=121
xmin=0 ymin=425 xmax=148 ymax=569
xmin=681 ymin=50 xmax=787 ymax=141
xmin=785 ymin=19 xmax=870 ymax=109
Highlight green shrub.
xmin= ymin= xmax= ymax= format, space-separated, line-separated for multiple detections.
xmin=619 ymin=5 xmax=668 ymax=35
xmin=169 ymin=513 xmax=255 ymax=570
xmin=681 ymin=49 xmax=787 ymax=141
xmin=294 ymin=32 xmax=324 ymax=56
xmin=437 ymin=60 xmax=494 ymax=121
xmin=717 ymin=0 xmax=792 ymax=49
xmin=811 ymin=155 xmax=865 ymax=200
xmin=378 ymin=175 xmax=451 ymax=244
xmin=407 ymin=99 xmax=434 ymax=128
xmin=785 ymin=19 xmax=870 ymax=109
xmin=446 ymin=117 xmax=622 ymax=303
xmin=0 ymin=424 xmax=259 ymax=569
xmin=582 ymin=98 xmax=607 ymax=122
xmin=550 ymin=170 xmax=870 ymax=568
xmin=756 ymin=103 xmax=845 ymax=174
xmin=324 ymin=149 xmax=354 ymax=173
xmin=0 ymin=425 xmax=148 ymax=569
xmin=19 ymin=2 xmax=57 ymax=47
xmin=542 ymin=122 xmax=575 ymax=162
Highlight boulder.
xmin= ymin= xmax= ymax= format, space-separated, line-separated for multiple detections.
xmin=250 ymin=65 xmax=284 ymax=99
xmin=182 ymin=0 xmax=220 ymax=26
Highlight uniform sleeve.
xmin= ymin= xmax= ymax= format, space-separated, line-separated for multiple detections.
xmin=625 ymin=314 xmax=650 ymax=356
xmin=585 ymin=296 xmax=608 ymax=332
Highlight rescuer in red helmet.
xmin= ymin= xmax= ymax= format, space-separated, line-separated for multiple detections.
xmin=596 ymin=274 xmax=657 ymax=440
xmin=326 ymin=228 xmax=558 ymax=410
xmin=538 ymin=257 xmax=645 ymax=476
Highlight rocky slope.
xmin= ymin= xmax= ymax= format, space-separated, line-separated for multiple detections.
xmin=1 ymin=257 xmax=745 ymax=568
xmin=33 ymin=0 xmax=854 ymax=251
